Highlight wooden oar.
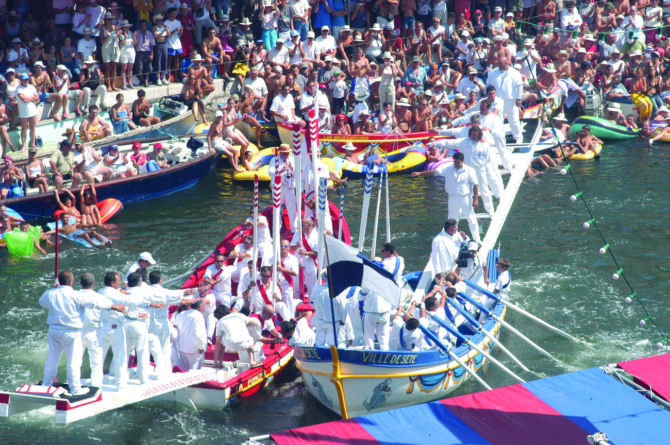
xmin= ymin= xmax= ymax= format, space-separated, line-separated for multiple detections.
xmin=445 ymin=298 xmax=533 ymax=374
xmin=358 ymin=168 xmax=374 ymax=252
xmin=424 ymin=310 xmax=525 ymax=383
xmin=370 ymin=173 xmax=383 ymax=257
xmin=462 ymin=279 xmax=580 ymax=342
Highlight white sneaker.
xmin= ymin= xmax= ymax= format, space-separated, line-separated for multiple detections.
xmin=162 ymin=79 xmax=169 ymax=86
xmin=71 ymin=387 xmax=90 ymax=396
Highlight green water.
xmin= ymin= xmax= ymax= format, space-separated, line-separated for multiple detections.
xmin=1 ymin=140 xmax=669 ymax=443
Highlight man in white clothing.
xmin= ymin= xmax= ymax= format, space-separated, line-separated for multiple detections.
xmin=147 ymin=271 xmax=195 ymax=375
xmin=456 ymin=67 xmax=485 ymax=99
xmin=272 ymin=240 xmax=300 ymax=320
xmin=226 ymin=234 xmax=255 ymax=284
xmin=241 ymin=266 xmax=280 ymax=314
xmin=429 ymin=219 xmax=469 ymax=278
xmin=125 ymin=251 xmax=157 ymax=282
xmin=244 ymin=210 xmax=273 ymax=266
xmin=203 ymin=254 xmax=235 ymax=306
xmin=39 ymin=270 xmax=125 ymax=395
xmin=389 ymin=313 xmax=424 ymax=351
xmin=560 ymin=1 xmax=583 ymax=31
xmin=279 ymin=311 xmax=315 ymax=347
xmin=359 ymin=287 xmax=393 ymax=350
xmin=290 ymin=217 xmax=319 ymax=297
xmin=381 ymin=242 xmax=404 ymax=285
xmin=269 ymin=144 xmax=298 ymax=231
xmin=98 ymin=271 xmax=162 ymax=389
xmin=311 ymin=282 xmax=348 ymax=347
xmin=411 ymin=151 xmax=481 ymax=242
xmin=174 ymin=299 xmax=208 ymax=370
xmin=270 ymin=84 xmax=305 ymax=125
xmin=78 ymin=273 xmax=106 ymax=387
xmin=214 ymin=304 xmax=259 ymax=366
xmin=486 ymin=56 xmax=524 ymax=144
xmin=195 ymin=281 xmax=217 ymax=339
xmin=125 ymin=272 xmax=159 ymax=384
xmin=490 ymin=258 xmax=511 ymax=310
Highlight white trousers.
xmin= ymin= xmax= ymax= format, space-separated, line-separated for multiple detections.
xmin=258 ymin=241 xmax=274 ymax=266
xmin=502 ymin=99 xmax=522 ymax=142
xmin=81 ymin=328 xmax=103 ymax=387
xmin=305 ymin=269 xmax=317 ymax=298
xmin=472 ymin=167 xmax=494 ymax=216
xmin=363 ymin=312 xmax=390 ymax=351
xmin=43 ymin=328 xmax=83 ymax=394
xmin=485 ymin=162 xmax=504 ymax=199
xmin=82 ymin=85 xmax=107 ymax=110
xmin=447 ymin=194 xmax=481 ymax=242
xmin=151 ymin=318 xmax=173 ymax=376
xmin=314 ymin=319 xmax=347 ymax=348
xmin=125 ymin=320 xmax=149 ymax=384
xmin=178 ymin=351 xmax=203 ymax=371
xmin=100 ymin=321 xmax=128 ymax=389
xmin=492 ymin=131 xmax=514 ymax=172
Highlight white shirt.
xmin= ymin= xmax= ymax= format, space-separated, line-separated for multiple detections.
xmin=622 ymin=14 xmax=644 ymax=31
xmin=299 ymin=91 xmax=316 ymax=120
xmin=311 ymin=284 xmax=348 ymax=323
xmin=39 ymin=285 xmax=112 ymax=330
xmin=86 ymin=5 xmax=106 ymax=37
xmin=430 ymin=229 xmax=467 ymax=275
xmin=288 ymin=317 xmax=315 ymax=346
xmin=204 ymin=264 xmax=234 ymax=304
xmin=486 ymin=67 xmax=523 ymax=101
xmin=456 ymin=76 xmax=484 ymax=98
xmin=290 ymin=229 xmax=318 ymax=274
xmin=358 ymin=288 xmax=393 ymax=314
xmin=269 ymin=44 xmax=290 ymax=65
xmin=80 ymin=289 xmax=105 ymax=330
xmin=77 ymin=38 xmax=97 ymax=60
xmin=216 ymin=312 xmax=254 ymax=344
xmin=315 ymin=35 xmax=336 ymax=53
xmin=166 ymin=19 xmax=183 ymax=50
xmin=494 ymin=269 xmax=511 ymax=300
xmin=16 ymin=84 xmax=38 ymax=119
xmin=435 ymin=162 xmax=478 ymax=197
xmin=389 ymin=317 xmax=423 ymax=351
xmin=174 ymin=308 xmax=207 ymax=353
xmin=246 ymin=214 xmax=272 ymax=245
xmin=8 ymin=48 xmax=28 ymax=68
xmin=383 ymin=256 xmax=405 ymax=285
xmin=292 ymin=0 xmax=310 ymax=19
xmin=560 ymin=8 xmax=583 ymax=30
xmin=243 ymin=77 xmax=268 ymax=103
xmin=269 ymin=154 xmax=296 ymax=190
xmin=427 ymin=25 xmax=446 ymax=45
xmin=148 ymin=283 xmax=186 ymax=320
xmin=271 ymin=93 xmax=297 ymax=122
xmin=53 ymin=0 xmax=75 ymax=25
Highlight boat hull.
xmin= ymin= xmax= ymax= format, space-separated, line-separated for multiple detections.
xmin=234 ymin=118 xmax=281 ymax=145
xmin=571 ymin=116 xmax=639 ymax=140
xmin=4 ymin=150 xmax=220 ymax=220
xmin=296 ymin=304 xmax=506 ymax=418
xmin=276 ymin=122 xmax=447 ymax=156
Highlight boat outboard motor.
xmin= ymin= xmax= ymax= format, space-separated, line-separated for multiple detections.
xmin=583 ymin=84 xmax=603 ymax=117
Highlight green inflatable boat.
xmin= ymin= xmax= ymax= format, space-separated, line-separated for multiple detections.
xmin=571 ymin=115 xmax=639 ymax=140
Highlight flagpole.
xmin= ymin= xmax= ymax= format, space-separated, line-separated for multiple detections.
xmin=317 ymin=177 xmax=328 ymax=281
xmin=358 ymin=168 xmax=374 ymax=252
xmin=252 ymin=175 xmax=259 ymax=284
xmin=384 ymin=166 xmax=391 ymax=243
xmin=322 ymin=234 xmax=339 ymax=348
xmin=271 ymin=150 xmax=281 ymax=308
xmin=338 ymin=184 xmax=345 ymax=241
xmin=371 ymin=173 xmax=383 ymax=257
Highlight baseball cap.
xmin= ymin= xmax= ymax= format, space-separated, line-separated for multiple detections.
xmin=139 ymin=252 xmax=157 ymax=264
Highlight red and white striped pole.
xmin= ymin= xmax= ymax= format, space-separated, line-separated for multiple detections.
xmin=292 ymin=123 xmax=305 ymax=300
xmin=252 ymin=175 xmax=259 ymax=284
xmin=271 ymin=148 xmax=281 ymax=303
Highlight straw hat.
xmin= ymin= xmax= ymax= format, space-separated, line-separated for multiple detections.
xmin=397 ymin=98 xmax=411 ymax=107
xmin=83 ymin=55 xmax=96 ymax=65
xmin=279 ymin=143 xmax=291 ymax=153
xmin=343 ymin=142 xmax=356 ymax=152
xmin=607 ymin=103 xmax=621 ymax=112
xmin=62 ymin=127 xmax=76 ymax=137
xmin=544 ymin=63 xmax=557 ymax=73
xmin=153 ymin=14 xmax=164 ymax=23
xmin=355 ymin=90 xmax=370 ymax=102
xmin=553 ymin=112 xmax=568 ymax=122
xmin=240 ymin=17 xmax=251 ymax=26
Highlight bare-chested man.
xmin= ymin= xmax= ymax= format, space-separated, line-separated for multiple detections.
xmin=190 ymin=54 xmax=216 ymax=96
xmin=238 ymin=88 xmax=263 ymax=143
xmin=58 ymin=212 xmax=111 ymax=248
xmin=555 ymin=50 xmax=573 ymax=79
xmin=412 ymin=98 xmax=433 ymax=132
xmin=536 ymin=0 xmax=557 ymax=24
xmin=201 ymin=26 xmax=228 ymax=80
xmin=395 ymin=98 xmax=412 ymax=132
xmin=31 ymin=62 xmax=64 ymax=121
xmin=486 ymin=37 xmax=510 ymax=70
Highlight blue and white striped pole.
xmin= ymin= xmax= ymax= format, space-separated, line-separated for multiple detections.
xmin=385 ymin=166 xmax=391 ymax=243
xmin=371 ymin=171 xmax=384 ymax=257
xmin=358 ymin=168 xmax=374 ymax=252
xmin=317 ymin=177 xmax=328 ymax=280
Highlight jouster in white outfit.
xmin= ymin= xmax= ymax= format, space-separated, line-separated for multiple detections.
xmin=388 ymin=317 xmax=424 ymax=351
xmin=246 ymin=214 xmax=273 ymax=266
xmin=203 ymin=263 xmax=235 ymax=306
xmin=148 ymin=283 xmax=191 ymax=376
xmin=39 ymin=284 xmax=113 ymax=395
xmin=434 ymin=161 xmax=481 ymax=242
xmin=269 ymin=154 xmax=298 ymax=231
xmin=124 ymin=284 xmax=159 ymax=384
xmin=486 ymin=65 xmax=524 ymax=144
xmin=359 ymin=289 xmax=393 ymax=351
xmin=216 ymin=312 xmax=256 ymax=363
xmin=291 ymin=227 xmax=319 ymax=297
xmin=79 ymin=288 xmax=106 ymax=387
xmin=383 ymin=255 xmax=405 ymax=286
xmin=173 ymin=306 xmax=208 ymax=371
xmin=452 ymin=110 xmax=513 ymax=176
xmin=311 ymin=284 xmax=348 ymax=348
xmin=287 ymin=317 xmax=316 ymax=346
xmin=438 ymin=135 xmax=496 ymax=218
xmin=270 ymin=252 xmax=300 ymax=321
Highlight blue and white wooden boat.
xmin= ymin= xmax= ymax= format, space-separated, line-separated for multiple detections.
xmin=294 ymin=140 xmax=540 ymax=419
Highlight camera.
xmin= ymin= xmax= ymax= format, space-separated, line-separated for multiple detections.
xmin=457 ymin=242 xmax=470 ymax=268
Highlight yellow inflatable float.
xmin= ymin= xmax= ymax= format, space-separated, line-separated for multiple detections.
xmin=560 ymin=143 xmax=603 ymax=161
xmin=233 ymin=147 xmax=343 ymax=186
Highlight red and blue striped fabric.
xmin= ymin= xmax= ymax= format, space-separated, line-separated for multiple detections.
xmin=272 ymin=362 xmax=670 ymax=445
